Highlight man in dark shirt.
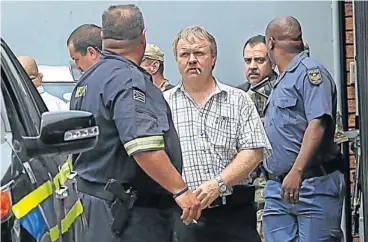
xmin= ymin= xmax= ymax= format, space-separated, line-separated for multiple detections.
xmin=70 ymin=4 xmax=201 ymax=242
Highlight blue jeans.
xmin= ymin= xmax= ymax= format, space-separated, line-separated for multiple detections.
xmin=262 ymin=170 xmax=345 ymax=242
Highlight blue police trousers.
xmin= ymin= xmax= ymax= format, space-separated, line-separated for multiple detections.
xmin=262 ymin=170 xmax=345 ymax=242
xmin=78 ymin=192 xmax=174 ymax=242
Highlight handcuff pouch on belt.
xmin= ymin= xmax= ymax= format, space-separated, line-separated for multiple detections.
xmin=104 ymin=179 xmax=138 ymax=236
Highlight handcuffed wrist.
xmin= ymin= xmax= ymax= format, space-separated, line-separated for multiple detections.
xmin=172 ymin=186 xmax=189 ymax=199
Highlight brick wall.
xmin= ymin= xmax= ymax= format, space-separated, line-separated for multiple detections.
xmin=345 ymin=1 xmax=355 ymax=127
xmin=344 ymin=1 xmax=356 ymax=190
xmin=345 ymin=1 xmax=359 ymax=241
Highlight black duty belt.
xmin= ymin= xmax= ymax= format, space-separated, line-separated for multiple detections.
xmin=77 ymin=177 xmax=175 ymax=209
xmin=266 ymin=162 xmax=340 ymax=184
xmin=208 ymin=185 xmax=255 ymax=209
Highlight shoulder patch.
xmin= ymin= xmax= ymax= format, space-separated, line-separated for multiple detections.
xmin=133 ymin=89 xmax=146 ymax=103
xmin=75 ymin=85 xmax=87 ymax=98
xmin=307 ymin=68 xmax=322 ymax=85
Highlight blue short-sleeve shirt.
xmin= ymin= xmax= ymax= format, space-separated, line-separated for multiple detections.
xmin=263 ymin=52 xmax=338 ymax=176
xmin=70 ymin=50 xmax=181 ymax=194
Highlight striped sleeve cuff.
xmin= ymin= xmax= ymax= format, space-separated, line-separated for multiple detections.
xmin=124 ymin=136 xmax=165 ymax=156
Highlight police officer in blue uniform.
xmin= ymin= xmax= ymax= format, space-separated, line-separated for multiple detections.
xmin=69 ymin=5 xmax=201 ymax=242
xmin=262 ymin=16 xmax=345 ymax=241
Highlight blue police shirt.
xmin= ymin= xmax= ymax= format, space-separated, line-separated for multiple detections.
xmin=70 ymin=50 xmax=182 ymax=194
xmin=263 ymin=51 xmax=338 ymax=176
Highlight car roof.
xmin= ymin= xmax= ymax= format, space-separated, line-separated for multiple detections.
xmin=38 ymin=65 xmax=75 ymax=82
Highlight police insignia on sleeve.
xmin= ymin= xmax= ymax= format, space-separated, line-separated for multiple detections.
xmin=133 ymin=89 xmax=146 ymax=103
xmin=75 ymin=85 xmax=87 ymax=97
xmin=307 ymin=68 xmax=322 ymax=85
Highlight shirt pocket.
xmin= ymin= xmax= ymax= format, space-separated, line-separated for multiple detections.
xmin=272 ymin=96 xmax=298 ymax=127
xmin=206 ymin=115 xmax=235 ymax=148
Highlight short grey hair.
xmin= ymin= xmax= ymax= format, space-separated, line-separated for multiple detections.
xmin=102 ymin=4 xmax=145 ymax=41
xmin=172 ymin=26 xmax=217 ymax=59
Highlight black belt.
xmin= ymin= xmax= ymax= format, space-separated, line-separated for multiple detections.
xmin=209 ymin=185 xmax=255 ymax=208
xmin=77 ymin=177 xmax=175 ymax=209
xmin=266 ymin=162 xmax=339 ymax=183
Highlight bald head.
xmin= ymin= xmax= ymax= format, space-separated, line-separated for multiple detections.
xmin=17 ymin=56 xmax=42 ymax=87
xmin=266 ymin=16 xmax=302 ymax=40
xmin=265 ymin=16 xmax=304 ymax=53
xmin=17 ymin=56 xmax=38 ymax=77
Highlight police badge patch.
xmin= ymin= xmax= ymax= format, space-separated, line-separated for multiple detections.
xmin=307 ymin=68 xmax=322 ymax=85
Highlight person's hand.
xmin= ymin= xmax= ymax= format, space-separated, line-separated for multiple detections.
xmin=174 ymin=189 xmax=201 ymax=225
xmin=281 ymin=169 xmax=302 ymax=204
xmin=194 ymin=179 xmax=220 ymax=209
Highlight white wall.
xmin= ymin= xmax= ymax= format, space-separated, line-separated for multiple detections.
xmin=1 ymin=1 xmax=335 ymax=86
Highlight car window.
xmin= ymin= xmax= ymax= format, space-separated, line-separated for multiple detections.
xmin=1 ymin=73 xmax=28 ymax=137
xmin=42 ymin=82 xmax=76 ymax=103
xmin=1 ymin=76 xmax=26 ymax=185
xmin=1 ymin=44 xmax=47 ymax=136
xmin=1 ymin=82 xmax=14 ymax=180
xmin=1 ymin=87 xmax=11 ymax=134
xmin=1 ymin=79 xmax=12 ymax=146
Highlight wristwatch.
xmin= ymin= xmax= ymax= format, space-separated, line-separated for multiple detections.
xmin=215 ymin=175 xmax=227 ymax=193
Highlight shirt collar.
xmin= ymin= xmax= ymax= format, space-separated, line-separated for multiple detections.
xmin=159 ymin=79 xmax=168 ymax=88
xmin=273 ymin=52 xmax=308 ymax=87
xmin=285 ymin=51 xmax=308 ymax=72
xmin=100 ymin=50 xmax=153 ymax=82
xmin=169 ymin=77 xmax=229 ymax=100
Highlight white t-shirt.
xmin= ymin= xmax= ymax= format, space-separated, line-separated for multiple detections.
xmin=37 ymin=86 xmax=69 ymax=111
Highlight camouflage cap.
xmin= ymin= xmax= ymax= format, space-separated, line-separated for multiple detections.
xmin=143 ymin=43 xmax=164 ymax=61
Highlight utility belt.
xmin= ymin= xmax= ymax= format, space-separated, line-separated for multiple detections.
xmin=77 ymin=177 xmax=175 ymax=236
xmin=208 ymin=185 xmax=255 ymax=209
xmin=263 ymin=161 xmax=340 ymax=184
xmin=77 ymin=177 xmax=175 ymax=209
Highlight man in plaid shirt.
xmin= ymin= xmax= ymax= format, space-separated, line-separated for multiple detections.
xmin=164 ymin=26 xmax=272 ymax=242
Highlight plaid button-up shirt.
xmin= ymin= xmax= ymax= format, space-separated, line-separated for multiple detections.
xmin=163 ymin=80 xmax=272 ymax=194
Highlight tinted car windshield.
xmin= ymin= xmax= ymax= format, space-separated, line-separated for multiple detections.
xmin=43 ymin=82 xmax=75 ymax=103
xmin=38 ymin=64 xmax=79 ymax=103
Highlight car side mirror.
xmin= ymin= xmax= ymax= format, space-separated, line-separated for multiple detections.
xmin=23 ymin=111 xmax=99 ymax=157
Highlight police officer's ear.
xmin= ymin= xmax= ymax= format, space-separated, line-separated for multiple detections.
xmin=267 ymin=36 xmax=275 ymax=51
xmin=139 ymin=29 xmax=147 ymax=46
xmin=101 ymin=31 xmax=105 ymax=47
xmin=86 ymin=46 xmax=99 ymax=60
